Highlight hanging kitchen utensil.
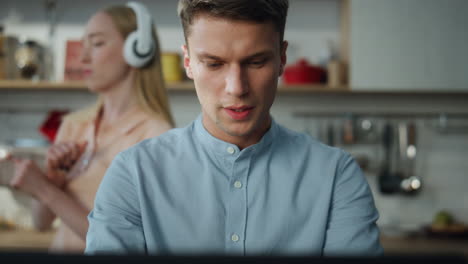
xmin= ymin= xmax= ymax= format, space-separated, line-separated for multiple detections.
xmin=400 ymin=121 xmax=422 ymax=194
xmin=378 ymin=122 xmax=401 ymax=194
xmin=326 ymin=122 xmax=335 ymax=147
xmin=341 ymin=113 xmax=355 ymax=145
xmin=356 ymin=117 xmax=378 ymax=144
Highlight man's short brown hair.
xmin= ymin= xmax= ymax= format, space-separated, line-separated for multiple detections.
xmin=178 ymin=0 xmax=289 ymax=44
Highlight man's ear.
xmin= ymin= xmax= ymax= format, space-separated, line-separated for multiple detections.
xmin=279 ymin=40 xmax=288 ymax=76
xmin=181 ymin=44 xmax=193 ymax=79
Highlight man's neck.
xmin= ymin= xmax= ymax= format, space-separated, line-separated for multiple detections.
xmin=202 ymin=115 xmax=272 ymax=150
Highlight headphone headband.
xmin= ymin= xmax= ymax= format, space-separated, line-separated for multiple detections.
xmin=127 ymin=2 xmax=153 ymax=55
xmin=123 ymin=1 xmax=155 ymax=67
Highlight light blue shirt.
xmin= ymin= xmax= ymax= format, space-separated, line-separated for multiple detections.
xmin=85 ymin=116 xmax=383 ymax=256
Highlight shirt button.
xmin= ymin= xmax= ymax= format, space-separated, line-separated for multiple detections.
xmin=234 ymin=181 xmax=242 ymax=189
xmin=227 ymin=146 xmax=235 ymax=154
xmin=231 ymin=234 xmax=240 ymax=242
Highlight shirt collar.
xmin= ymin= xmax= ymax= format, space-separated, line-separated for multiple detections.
xmin=193 ymin=114 xmax=277 ymax=158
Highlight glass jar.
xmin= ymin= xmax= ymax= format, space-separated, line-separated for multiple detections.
xmin=14 ymin=40 xmax=41 ymax=80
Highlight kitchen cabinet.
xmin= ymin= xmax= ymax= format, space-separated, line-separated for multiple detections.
xmin=381 ymin=235 xmax=468 ymax=257
xmin=350 ymin=0 xmax=468 ymax=91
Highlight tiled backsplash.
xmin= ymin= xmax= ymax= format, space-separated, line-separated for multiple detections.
xmin=1 ymin=90 xmax=468 ymax=232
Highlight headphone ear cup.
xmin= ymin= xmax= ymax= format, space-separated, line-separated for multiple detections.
xmin=123 ymin=31 xmax=155 ymax=68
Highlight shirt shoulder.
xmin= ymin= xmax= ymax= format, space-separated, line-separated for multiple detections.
xmin=273 ymin=124 xmax=357 ymax=180
xmin=275 ymin=124 xmax=348 ymax=160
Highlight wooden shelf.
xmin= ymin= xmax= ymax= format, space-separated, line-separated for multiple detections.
xmin=0 ymin=80 xmax=467 ymax=96
xmin=0 ymin=80 xmax=198 ymax=91
xmin=0 ymin=80 xmax=86 ymax=90
xmin=278 ymin=84 xmax=350 ymax=93
xmin=168 ymin=82 xmax=352 ymax=93
xmin=0 ymin=80 xmax=349 ymax=93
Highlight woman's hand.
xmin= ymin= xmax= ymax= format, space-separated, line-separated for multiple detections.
xmin=8 ymin=156 xmax=90 ymax=238
xmin=46 ymin=141 xmax=87 ymax=188
xmin=8 ymin=157 xmax=49 ymax=199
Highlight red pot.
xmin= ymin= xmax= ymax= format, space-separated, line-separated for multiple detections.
xmin=283 ymin=58 xmax=326 ymax=84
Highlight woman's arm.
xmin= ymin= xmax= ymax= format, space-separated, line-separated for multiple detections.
xmin=35 ymin=175 xmax=90 ymax=239
xmin=31 ymin=199 xmax=56 ymax=231
xmin=31 ymin=141 xmax=88 ymax=231
xmin=9 ymin=159 xmax=90 ymax=239
xmin=31 ymin=116 xmax=72 ymax=231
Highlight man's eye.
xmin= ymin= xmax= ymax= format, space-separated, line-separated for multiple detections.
xmin=248 ymin=59 xmax=267 ymax=67
xmin=206 ymin=61 xmax=222 ymax=69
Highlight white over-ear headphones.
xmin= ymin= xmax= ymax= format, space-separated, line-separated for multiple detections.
xmin=123 ymin=1 xmax=155 ymax=68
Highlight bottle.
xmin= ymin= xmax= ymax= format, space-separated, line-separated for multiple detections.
xmin=161 ymin=52 xmax=183 ymax=83
xmin=327 ymin=60 xmax=346 ymax=88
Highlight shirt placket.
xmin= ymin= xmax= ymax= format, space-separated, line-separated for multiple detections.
xmin=224 ymin=145 xmax=250 ymax=255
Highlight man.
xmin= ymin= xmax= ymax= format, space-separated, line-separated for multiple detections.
xmin=86 ymin=0 xmax=383 ymax=256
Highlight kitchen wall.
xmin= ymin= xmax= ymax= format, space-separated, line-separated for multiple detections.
xmin=351 ymin=0 xmax=468 ymax=90
xmin=1 ymin=0 xmax=468 ymax=233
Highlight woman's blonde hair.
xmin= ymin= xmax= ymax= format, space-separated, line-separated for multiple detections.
xmin=101 ymin=5 xmax=175 ymax=126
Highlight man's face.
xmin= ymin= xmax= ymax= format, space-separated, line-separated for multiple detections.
xmin=182 ymin=15 xmax=287 ymax=148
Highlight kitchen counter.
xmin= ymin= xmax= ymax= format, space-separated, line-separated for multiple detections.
xmin=381 ymin=235 xmax=468 ymax=257
xmin=0 ymin=229 xmax=55 ymax=251
xmin=1 ymin=229 xmax=467 ymax=256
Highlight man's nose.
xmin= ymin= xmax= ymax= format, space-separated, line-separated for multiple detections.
xmin=225 ymin=65 xmax=248 ymax=96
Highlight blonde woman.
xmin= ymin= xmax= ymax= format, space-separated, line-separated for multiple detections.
xmin=8 ymin=3 xmax=173 ymax=253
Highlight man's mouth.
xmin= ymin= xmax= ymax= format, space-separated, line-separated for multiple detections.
xmin=224 ymin=106 xmax=254 ymax=120
xmin=231 ymin=108 xmax=248 ymax=112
